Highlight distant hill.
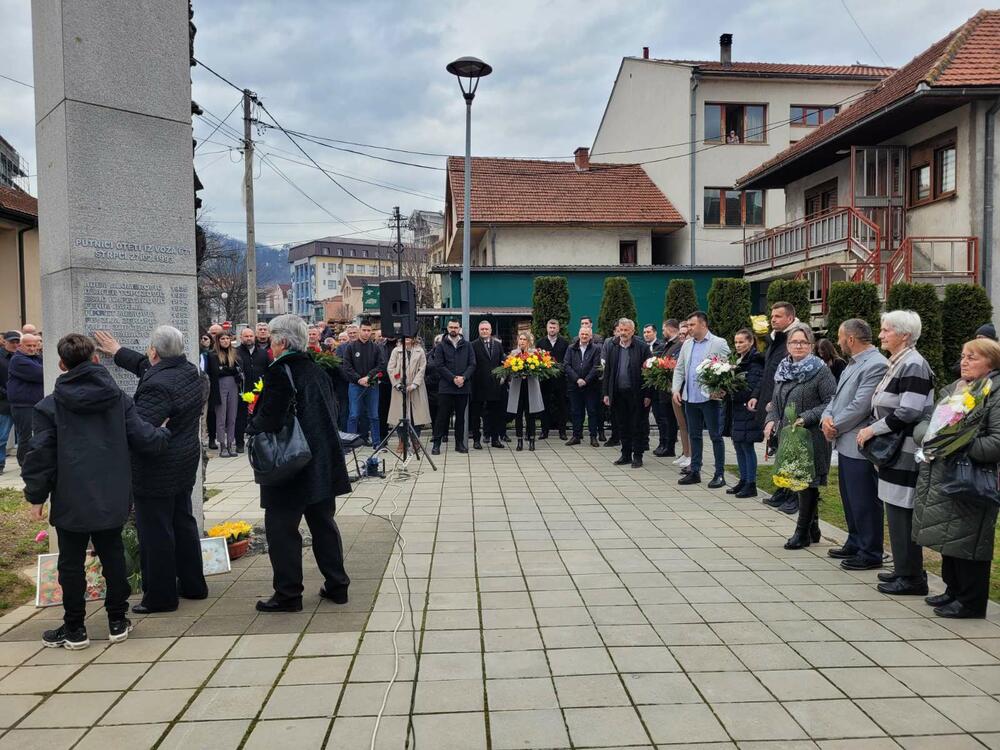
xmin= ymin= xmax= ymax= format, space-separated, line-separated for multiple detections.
xmin=205 ymin=231 xmax=289 ymax=286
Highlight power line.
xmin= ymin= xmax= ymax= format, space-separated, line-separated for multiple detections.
xmin=193 ymin=57 xmax=244 ymax=93
xmin=195 ymin=98 xmax=243 ymax=152
xmin=0 ymin=72 xmax=33 ymax=89
xmin=268 ymin=126 xmax=446 ymax=171
xmin=840 ymin=0 xmax=888 ymax=66
xmin=259 ymin=154 xmax=366 ymax=233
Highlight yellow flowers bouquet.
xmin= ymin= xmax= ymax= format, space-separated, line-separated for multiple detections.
xmin=207 ymin=520 xmax=253 ymax=545
xmin=240 ymin=378 xmax=264 ymax=414
xmin=750 ymin=314 xmax=770 ymax=352
xmin=916 ymin=377 xmax=993 ymax=462
xmin=492 ymin=349 xmax=560 ymax=381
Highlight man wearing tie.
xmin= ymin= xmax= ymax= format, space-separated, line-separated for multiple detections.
xmin=469 ymin=321 xmax=505 ymax=449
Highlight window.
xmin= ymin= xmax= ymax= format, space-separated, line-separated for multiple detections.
xmin=705 ymin=103 xmax=767 ymax=143
xmin=345 ymin=263 xmax=355 ymax=273
xmin=703 ymin=188 xmax=764 ymax=227
xmin=909 ymin=129 xmax=957 ymax=207
xmin=805 ymin=178 xmax=838 ymax=219
xmin=619 ymin=240 xmax=637 ymax=265
xmin=790 ymin=105 xmax=838 ymax=127
xmin=327 ymin=280 xmax=336 ymax=289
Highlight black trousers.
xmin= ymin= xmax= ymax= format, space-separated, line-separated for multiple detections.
xmin=942 ymin=555 xmax=991 ymax=614
xmin=652 ymin=395 xmax=677 ymax=449
xmin=265 ymin=500 xmax=350 ymax=603
xmin=235 ymin=399 xmax=249 ymax=449
xmin=885 ymin=503 xmax=924 ymax=582
xmin=206 ymin=406 xmax=217 ymax=444
xmin=542 ymin=380 xmax=568 ymax=434
xmin=470 ymin=398 xmax=504 ymax=440
xmin=838 ymin=456 xmax=883 ymax=564
xmin=11 ymin=404 xmax=34 ymax=467
xmin=335 ymin=388 xmax=349 ymax=432
xmin=434 ymin=393 xmax=469 ymax=445
xmin=513 ymin=380 xmax=538 ymax=438
xmin=134 ymin=490 xmax=208 ymax=610
xmin=56 ymin=526 xmax=129 ymax=629
xmin=568 ymin=385 xmax=600 ymax=437
xmin=612 ymin=389 xmax=650 ymax=457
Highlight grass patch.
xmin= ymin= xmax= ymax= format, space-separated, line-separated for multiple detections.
xmin=729 ymin=464 xmax=1000 ymax=602
xmin=0 ymin=488 xmax=47 ymax=613
xmin=205 ymin=488 xmax=222 ymax=500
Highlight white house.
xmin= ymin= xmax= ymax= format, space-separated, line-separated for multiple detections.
xmin=590 ymin=34 xmax=892 ymax=267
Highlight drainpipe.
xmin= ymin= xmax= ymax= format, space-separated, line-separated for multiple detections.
xmin=689 ymin=74 xmax=699 ymax=267
xmin=490 ymin=224 xmax=496 ymax=266
xmin=983 ymin=97 xmax=1000 ymax=295
xmin=17 ymin=226 xmax=29 ymax=326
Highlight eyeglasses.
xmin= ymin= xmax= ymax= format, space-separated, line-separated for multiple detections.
xmin=788 ymin=340 xmax=812 ymax=347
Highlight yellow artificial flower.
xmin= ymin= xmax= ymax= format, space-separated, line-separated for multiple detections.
xmin=963 ymin=392 xmax=976 ymax=411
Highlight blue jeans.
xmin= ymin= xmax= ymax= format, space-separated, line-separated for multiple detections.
xmin=347 ymin=383 xmax=380 ymax=445
xmin=0 ymin=413 xmax=11 ymax=467
xmin=684 ymin=400 xmax=725 ymax=476
xmin=567 ymin=386 xmax=600 ymax=437
xmin=733 ymin=440 xmax=757 ymax=485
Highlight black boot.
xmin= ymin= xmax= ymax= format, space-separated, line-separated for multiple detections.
xmin=735 ymin=483 xmax=758 ymax=498
xmin=613 ymin=452 xmax=632 ymax=465
xmin=726 ymin=480 xmax=746 ymax=495
xmin=810 ymin=503 xmax=821 ymax=543
xmin=528 ymin=438 xmax=536 ymax=451
xmin=431 ymin=441 xmax=441 ymax=455
xmin=784 ymin=490 xmax=817 ymax=550
xmin=598 ymin=429 xmax=607 ymax=442
xmin=516 ymin=438 xmax=524 ymax=451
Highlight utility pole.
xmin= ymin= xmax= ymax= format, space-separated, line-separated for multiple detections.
xmin=243 ymin=89 xmax=258 ymax=326
xmin=391 ymin=206 xmax=404 ymax=278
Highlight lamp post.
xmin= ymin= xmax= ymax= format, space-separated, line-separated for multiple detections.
xmin=446 ymin=56 xmax=492 ymax=341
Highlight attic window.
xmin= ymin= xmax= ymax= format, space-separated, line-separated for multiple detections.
xmin=908 ymin=129 xmax=956 ymax=207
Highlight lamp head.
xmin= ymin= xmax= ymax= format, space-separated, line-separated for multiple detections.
xmin=446 ymin=56 xmax=492 ymax=101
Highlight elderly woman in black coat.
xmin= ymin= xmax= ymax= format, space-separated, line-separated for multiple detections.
xmin=248 ymin=314 xmax=353 ymax=613
xmin=727 ymin=328 xmax=764 ymax=498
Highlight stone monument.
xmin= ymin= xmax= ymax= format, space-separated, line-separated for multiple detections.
xmin=31 ymin=0 xmax=202 ymax=521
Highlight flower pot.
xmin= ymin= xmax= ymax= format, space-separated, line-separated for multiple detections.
xmin=227 ymin=538 xmax=251 ymax=560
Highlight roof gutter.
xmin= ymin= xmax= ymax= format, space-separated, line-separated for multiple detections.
xmin=983 ymin=96 xmax=1000 ymax=294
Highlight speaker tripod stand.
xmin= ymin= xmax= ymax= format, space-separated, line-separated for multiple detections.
xmin=371 ymin=335 xmax=437 ymax=472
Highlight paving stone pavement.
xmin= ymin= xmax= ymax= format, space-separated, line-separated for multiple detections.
xmin=0 ymin=441 xmax=999 ymax=749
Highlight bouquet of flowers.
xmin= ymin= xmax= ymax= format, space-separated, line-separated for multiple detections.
xmin=772 ymin=405 xmax=815 ymax=491
xmin=492 ymin=350 xmax=561 ymax=381
xmin=207 ymin=520 xmax=253 ymax=545
xmin=916 ymin=377 xmax=993 ymax=463
xmin=240 ymin=378 xmax=264 ymax=414
xmin=642 ymin=355 xmax=678 ymax=392
xmin=695 ymin=353 xmax=747 ymax=398
xmin=309 ymin=349 xmax=342 ymax=372
xmin=750 ymin=315 xmax=770 ymax=352
xmin=367 ymin=370 xmax=385 ymax=387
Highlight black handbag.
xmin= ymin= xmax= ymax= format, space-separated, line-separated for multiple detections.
xmin=939 ymin=454 xmax=1000 ymax=506
xmin=860 ymin=431 xmax=905 ymax=469
xmin=248 ymin=364 xmax=313 ymax=486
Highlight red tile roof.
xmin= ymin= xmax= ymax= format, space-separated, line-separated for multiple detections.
xmin=0 ymin=185 xmax=38 ymax=220
xmin=740 ymin=10 xmax=1000 ymax=185
xmin=667 ymin=60 xmax=895 ymax=78
xmin=447 ymin=157 xmax=685 ymax=226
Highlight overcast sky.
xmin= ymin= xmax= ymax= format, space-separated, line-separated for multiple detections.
xmin=0 ymin=0 xmax=987 ymax=247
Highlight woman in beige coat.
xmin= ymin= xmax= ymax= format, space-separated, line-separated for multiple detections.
xmin=387 ymin=338 xmax=431 ymax=449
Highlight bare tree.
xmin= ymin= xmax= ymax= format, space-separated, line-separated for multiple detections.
xmin=198 ymin=229 xmax=249 ymax=325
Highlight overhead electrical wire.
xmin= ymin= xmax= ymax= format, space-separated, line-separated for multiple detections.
xmin=258 ymin=154 xmax=366 ymax=233
xmin=0 ymin=72 xmax=33 ymax=88
xmin=195 ymin=98 xmax=243 ymax=152
xmin=840 ymin=0 xmax=888 ymax=66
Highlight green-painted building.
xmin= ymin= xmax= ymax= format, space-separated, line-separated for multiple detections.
xmin=434 ymin=265 xmax=742 ymax=343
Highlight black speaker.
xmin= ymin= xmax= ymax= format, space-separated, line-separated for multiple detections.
xmin=379 ymin=279 xmax=418 ymax=338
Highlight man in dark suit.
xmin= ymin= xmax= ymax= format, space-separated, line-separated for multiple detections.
xmin=602 ymin=318 xmax=653 ymax=468
xmin=641 ymin=324 xmax=661 ymax=356
xmin=564 ymin=326 xmax=602 ymax=446
xmin=653 ymin=319 xmax=680 ymax=457
xmin=235 ymin=328 xmax=270 ymax=453
xmin=470 ymin=321 xmax=505 ymax=449
xmin=537 ymin=319 xmax=569 ymax=440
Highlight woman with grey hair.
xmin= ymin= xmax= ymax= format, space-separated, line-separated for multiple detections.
xmin=247 ymin=314 xmax=353 ymax=612
xmin=857 ymin=310 xmax=935 ymax=596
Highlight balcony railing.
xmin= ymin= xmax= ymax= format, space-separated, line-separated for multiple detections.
xmin=743 ymin=207 xmax=880 ymax=272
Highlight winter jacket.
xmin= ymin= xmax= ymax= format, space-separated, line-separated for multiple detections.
xmin=728 ymin=350 xmax=764 ymax=443
xmin=0 ymin=350 xmax=11 ymax=415
xmin=471 ymin=338 xmax=505 ymax=401
xmin=430 ymin=336 xmax=476 ymax=395
xmin=602 ymin=337 xmax=654 ymax=406
xmin=21 ymin=362 xmax=169 ymax=532
xmin=7 ymin=351 xmax=43 ymax=407
xmin=564 ymin=340 xmax=601 ymax=391
xmin=340 ymin=339 xmax=387 ymax=384
xmin=114 ymin=348 xmax=207 ymax=498
xmin=911 ymin=372 xmax=1000 ymax=561
xmin=753 ymin=319 xmax=809 ymax=429
xmin=247 ymin=350 xmax=352 ymax=509
xmin=237 ymin=342 xmax=270 ymax=391
xmin=538 ymin=335 xmax=569 ymax=363
xmin=766 ymin=359 xmax=837 ymax=486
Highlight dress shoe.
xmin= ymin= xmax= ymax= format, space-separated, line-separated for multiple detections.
xmin=539 ymin=430 xmax=549 ymax=440
xmin=473 ymin=440 xmax=483 ymax=450
xmin=662 ymin=449 xmax=676 ymax=457
xmin=179 ymin=590 xmax=209 ymax=600
xmin=502 ymin=434 xmax=511 ymax=442
xmin=735 ymin=483 xmax=758 ymax=498
xmin=877 ymin=570 xmax=900 ymax=583
xmin=516 ymin=438 xmax=524 ymax=451
xmin=924 ymin=592 xmax=954 ymax=607
xmin=456 ymin=445 xmax=469 ymax=454
xmin=763 ymin=494 xmax=785 ymax=507
xmin=631 ymin=454 xmax=643 ymax=469
xmin=590 ymin=437 xmax=599 ymax=447
xmin=707 ymin=475 xmax=726 ymax=489
xmin=678 ymin=472 xmax=701 ymax=485
xmin=236 ymin=445 xmax=245 ymax=454
xmin=934 ymin=600 xmax=985 ymax=619
xmin=877 ymin=578 xmax=929 ymax=596
xmin=528 ymin=439 xmax=536 ymax=451
xmin=726 ymin=480 xmax=745 ymax=495
xmin=319 ymin=586 xmax=349 ymax=604
xmin=598 ymin=430 xmax=607 ymax=442
xmin=606 ymin=438 xmax=621 ymax=447
xmin=131 ymin=603 xmax=177 ymax=615
xmin=559 ymin=431 xmax=568 ymax=441
xmin=256 ymin=597 xmax=303 ymax=613
xmin=613 ymin=454 xmax=632 ymax=465
xmin=827 ymin=546 xmax=857 ymax=559
xmin=565 ymin=437 xmax=581 ymax=446
xmin=208 ymin=439 xmax=218 ymax=450
xmin=840 ymin=556 xmax=882 ymax=571
xmin=653 ymin=445 xmax=669 ymax=457
xmin=778 ymin=496 xmax=799 ymax=514
xmin=431 ymin=443 xmax=441 ymax=455
xmin=491 ymin=438 xmax=505 ymax=448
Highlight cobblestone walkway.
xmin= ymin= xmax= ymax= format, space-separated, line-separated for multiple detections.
xmin=1 ymin=443 xmax=999 ymax=749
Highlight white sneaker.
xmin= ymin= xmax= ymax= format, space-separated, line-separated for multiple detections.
xmin=671 ymin=455 xmax=685 ymax=466
xmin=679 ymin=456 xmax=692 ymax=468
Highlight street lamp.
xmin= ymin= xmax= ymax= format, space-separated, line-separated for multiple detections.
xmin=446 ymin=56 xmax=492 ymax=341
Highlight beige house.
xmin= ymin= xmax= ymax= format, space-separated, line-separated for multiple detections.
xmin=590 ymin=35 xmax=892 ymax=266
xmin=257 ymin=283 xmax=291 ymax=320
xmin=0 ymin=186 xmax=40 ymax=332
xmin=737 ymin=10 xmax=999 ymax=325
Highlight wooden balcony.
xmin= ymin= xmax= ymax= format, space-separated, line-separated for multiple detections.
xmin=743 ymin=207 xmax=880 ymax=273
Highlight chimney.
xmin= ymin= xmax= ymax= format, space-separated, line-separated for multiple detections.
xmin=720 ymin=33 xmax=733 ymax=65
xmin=642 ymin=46 xmax=649 ymax=59
xmin=574 ymin=147 xmax=590 ymax=171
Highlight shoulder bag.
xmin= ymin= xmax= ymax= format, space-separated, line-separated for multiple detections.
xmin=860 ymin=432 xmax=905 ymax=469
xmin=938 ymin=454 xmax=1000 ymax=506
xmin=248 ymin=364 xmax=313 ymax=486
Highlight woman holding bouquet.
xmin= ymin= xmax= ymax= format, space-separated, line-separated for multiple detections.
xmin=911 ymin=338 xmax=1000 ymax=618
xmin=506 ymin=331 xmax=545 ymax=451
xmin=857 ymin=310 xmax=936 ymax=596
xmin=728 ymin=328 xmax=764 ymax=498
xmin=387 ymin=337 xmax=431 ymax=450
xmin=765 ymin=326 xmax=836 ymax=549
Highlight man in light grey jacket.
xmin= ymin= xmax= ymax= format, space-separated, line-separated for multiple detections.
xmin=672 ymin=311 xmax=731 ymax=487
xmin=821 ymin=318 xmax=888 ymax=571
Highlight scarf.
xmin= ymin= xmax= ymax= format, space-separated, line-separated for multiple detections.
xmin=774 ymin=353 xmax=824 ymax=384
